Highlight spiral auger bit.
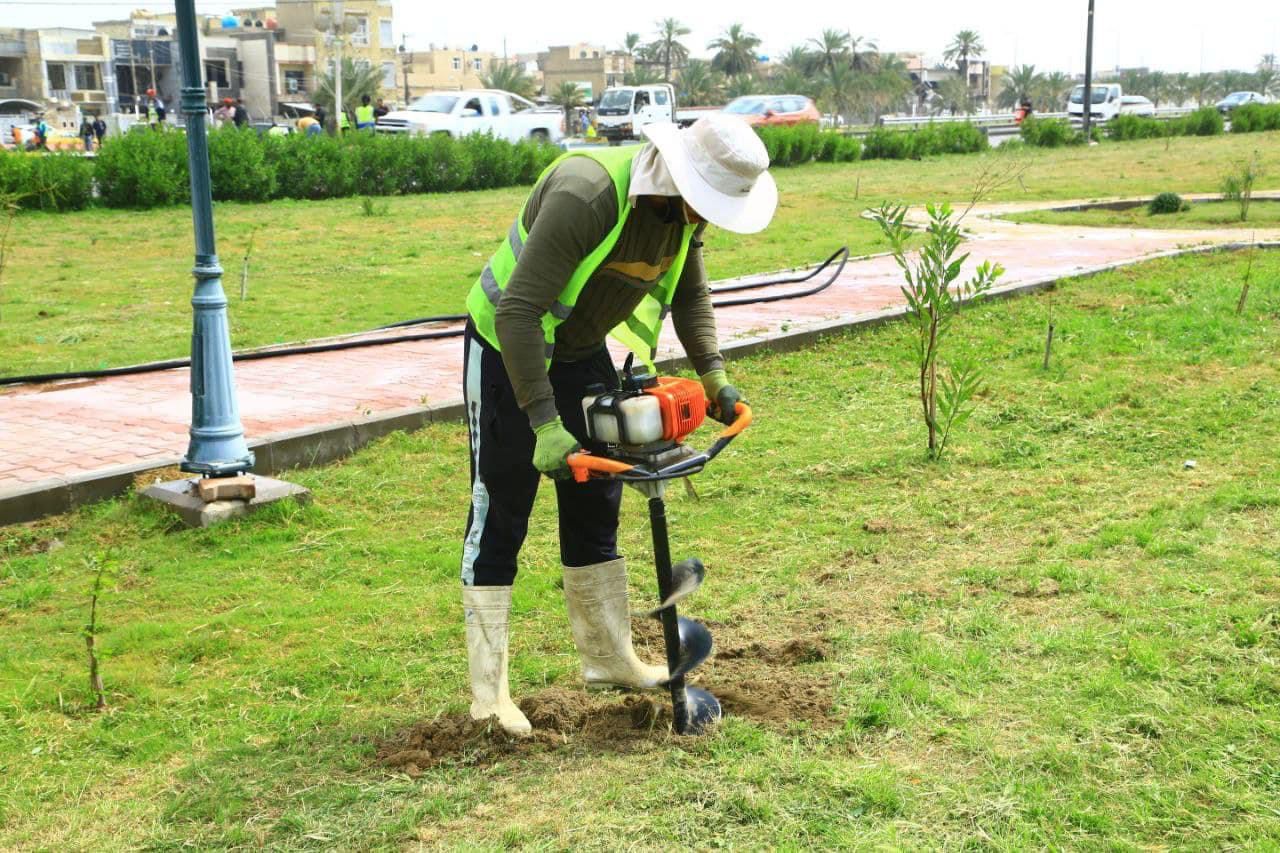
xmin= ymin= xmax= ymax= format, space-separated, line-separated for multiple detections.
xmin=568 ymin=356 xmax=752 ymax=735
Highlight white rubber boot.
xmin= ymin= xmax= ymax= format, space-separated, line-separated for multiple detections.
xmin=562 ymin=558 xmax=668 ymax=689
xmin=462 ymin=586 xmax=532 ymax=736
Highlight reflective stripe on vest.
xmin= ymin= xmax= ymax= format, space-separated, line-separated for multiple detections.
xmin=466 ymin=146 xmax=695 ymax=368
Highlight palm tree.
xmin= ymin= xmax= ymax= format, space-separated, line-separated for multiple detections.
xmin=848 ymin=34 xmax=879 ymax=73
xmin=649 ymin=17 xmax=691 ymax=82
xmin=1190 ymin=72 xmax=1220 ymax=107
xmin=1261 ymin=53 xmax=1278 ymax=72
xmin=1168 ymin=72 xmax=1192 ymax=108
xmin=943 ymin=30 xmax=984 ymax=92
xmin=1253 ymin=68 xmax=1279 ymax=98
xmin=624 ymin=66 xmax=664 ymax=86
xmin=997 ymin=64 xmax=1041 ymax=110
xmin=934 ymin=77 xmax=973 ymax=116
xmin=869 ymin=53 xmax=913 ymax=118
xmin=1038 ymin=71 xmax=1073 ymax=112
xmin=1220 ymin=69 xmax=1253 ymax=95
xmin=482 ymin=62 xmax=536 ymax=100
xmin=623 ymin=32 xmax=642 ymax=57
xmin=770 ymin=68 xmax=814 ymax=98
xmin=316 ymin=56 xmax=385 ymax=125
xmin=708 ymin=23 xmax=761 ymax=77
xmin=819 ymin=64 xmax=859 ymax=124
xmin=780 ymin=45 xmax=816 ymax=76
xmin=1145 ymin=70 xmax=1169 ymax=107
xmin=809 ymin=28 xmax=850 ymax=75
xmin=551 ymin=81 xmax=586 ymax=133
xmin=677 ymin=59 xmax=724 ymax=106
xmin=725 ymin=74 xmax=761 ymax=100
xmin=1119 ymin=68 xmax=1148 ymax=99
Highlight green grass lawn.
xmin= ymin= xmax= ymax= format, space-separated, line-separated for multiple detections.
xmin=2 ymin=248 xmax=1278 ymax=848
xmin=1007 ymin=198 xmax=1280 ymax=229
xmin=2 ymin=131 xmax=1279 ymax=377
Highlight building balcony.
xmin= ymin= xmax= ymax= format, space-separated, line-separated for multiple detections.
xmin=0 ymin=39 xmax=25 ymax=59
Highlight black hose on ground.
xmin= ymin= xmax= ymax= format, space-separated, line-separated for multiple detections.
xmin=0 ymin=247 xmax=850 ymax=387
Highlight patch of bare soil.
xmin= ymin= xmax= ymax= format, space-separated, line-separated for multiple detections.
xmin=377 ymin=627 xmax=839 ymax=774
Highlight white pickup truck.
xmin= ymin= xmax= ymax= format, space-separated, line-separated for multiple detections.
xmin=376 ymin=89 xmax=564 ymax=142
xmin=593 ymin=84 xmax=717 ymax=141
xmin=1067 ymin=83 xmax=1124 ymax=122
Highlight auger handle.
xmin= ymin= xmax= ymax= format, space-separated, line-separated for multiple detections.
xmin=567 ymin=452 xmax=636 ymax=483
xmin=715 ymin=402 xmax=753 ymax=439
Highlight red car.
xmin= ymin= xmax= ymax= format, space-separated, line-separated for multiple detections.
xmin=722 ymin=95 xmax=820 ymax=127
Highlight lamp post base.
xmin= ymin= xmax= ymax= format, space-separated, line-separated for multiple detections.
xmin=142 ymin=474 xmax=310 ymax=528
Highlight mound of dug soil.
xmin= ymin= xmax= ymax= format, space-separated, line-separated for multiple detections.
xmin=377 ymin=632 xmax=839 ymax=775
xmin=716 ymin=636 xmax=833 ymax=665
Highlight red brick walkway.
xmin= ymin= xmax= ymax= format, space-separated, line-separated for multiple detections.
xmin=3 ymin=195 xmax=1276 ymax=510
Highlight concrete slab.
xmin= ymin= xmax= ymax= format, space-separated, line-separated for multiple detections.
xmin=141 ymin=475 xmax=311 ymax=528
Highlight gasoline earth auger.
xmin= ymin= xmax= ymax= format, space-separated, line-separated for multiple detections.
xmin=568 ymin=355 xmax=752 ymax=735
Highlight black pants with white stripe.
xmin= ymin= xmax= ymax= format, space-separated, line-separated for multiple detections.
xmin=461 ymin=323 xmax=624 ymax=586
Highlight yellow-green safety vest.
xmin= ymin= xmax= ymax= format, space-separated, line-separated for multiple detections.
xmin=355 ymin=104 xmax=375 ymax=124
xmin=338 ymin=110 xmax=351 ymax=129
xmin=466 ymin=146 xmax=696 ymax=368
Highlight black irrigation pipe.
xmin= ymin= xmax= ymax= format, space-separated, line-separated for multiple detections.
xmin=0 ymin=247 xmax=851 ymax=387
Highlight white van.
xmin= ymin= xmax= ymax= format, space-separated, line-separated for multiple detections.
xmin=594 ymin=84 xmax=676 ymax=142
xmin=1068 ymin=84 xmax=1123 ymax=122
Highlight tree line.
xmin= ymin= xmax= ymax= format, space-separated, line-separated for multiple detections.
xmin=475 ymin=23 xmax=1279 ymax=125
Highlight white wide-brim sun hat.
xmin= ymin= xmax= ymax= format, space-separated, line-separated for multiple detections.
xmin=642 ymin=114 xmax=778 ymax=234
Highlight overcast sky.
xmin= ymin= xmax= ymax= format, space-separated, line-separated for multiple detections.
xmin=4 ymin=0 xmax=1278 ymax=74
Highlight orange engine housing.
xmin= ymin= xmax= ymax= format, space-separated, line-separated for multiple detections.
xmin=646 ymin=377 xmax=706 ymax=442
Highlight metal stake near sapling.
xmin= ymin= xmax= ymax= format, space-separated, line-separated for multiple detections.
xmin=568 ymin=355 xmax=753 ymax=735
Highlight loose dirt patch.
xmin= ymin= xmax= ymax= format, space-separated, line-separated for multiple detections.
xmin=377 ymin=628 xmax=839 ymax=774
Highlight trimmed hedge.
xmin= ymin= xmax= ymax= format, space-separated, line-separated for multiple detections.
xmin=1172 ymin=107 xmax=1225 ymax=136
xmin=1019 ymin=117 xmax=1105 ymax=147
xmin=756 ymin=124 xmax=861 ymax=166
xmin=861 ymin=122 xmax=989 ymax=160
xmin=1108 ymin=108 xmax=1224 ymax=141
xmin=0 ymin=149 xmax=94 ymax=211
xmin=4 ymin=127 xmax=562 ymax=211
xmin=1019 ymin=117 xmax=1087 ymax=148
xmin=757 ymin=122 xmax=985 ymax=166
xmin=94 ymin=129 xmax=191 ymax=208
xmin=1229 ymin=103 xmax=1280 ymax=133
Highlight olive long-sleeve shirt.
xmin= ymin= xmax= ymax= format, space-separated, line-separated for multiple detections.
xmin=492 ymin=155 xmax=724 ymax=428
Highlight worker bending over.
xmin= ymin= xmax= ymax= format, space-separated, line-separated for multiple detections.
xmin=458 ymin=114 xmax=778 ymax=734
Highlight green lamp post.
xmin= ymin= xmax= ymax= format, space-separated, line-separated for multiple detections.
xmin=174 ymin=0 xmax=254 ymax=476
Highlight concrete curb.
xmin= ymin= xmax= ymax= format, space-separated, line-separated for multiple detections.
xmin=4 ymin=240 xmax=1277 ymax=527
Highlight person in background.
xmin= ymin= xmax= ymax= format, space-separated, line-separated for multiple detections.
xmin=337 ymin=105 xmax=351 ymax=134
xmin=92 ymin=115 xmax=107 ymax=145
xmin=297 ymin=113 xmax=320 ymax=135
xmin=214 ymin=98 xmax=234 ymax=128
xmin=233 ymin=99 xmax=250 ymax=128
xmin=33 ymin=115 xmax=51 ymax=150
xmin=373 ymin=98 xmax=389 ymax=120
xmin=314 ymin=106 xmax=328 ymax=134
xmin=80 ymin=117 xmax=95 ymax=152
xmin=356 ymin=94 xmax=376 ymax=130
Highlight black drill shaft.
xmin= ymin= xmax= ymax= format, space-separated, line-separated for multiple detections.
xmin=647 ymin=495 xmax=690 ymax=733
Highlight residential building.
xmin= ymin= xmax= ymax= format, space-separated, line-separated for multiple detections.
xmin=94 ymin=11 xmax=181 ymax=114
xmin=0 ymin=29 xmax=41 ymax=107
xmin=901 ymin=52 xmax=992 ymax=111
xmin=540 ymin=44 xmax=633 ymax=102
xmin=398 ymin=47 xmax=495 ymax=98
xmin=273 ymin=0 xmax=397 ymax=105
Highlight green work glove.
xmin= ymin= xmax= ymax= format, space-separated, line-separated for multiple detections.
xmin=700 ymin=369 xmax=744 ymax=425
xmin=532 ymin=418 xmax=582 ymax=480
